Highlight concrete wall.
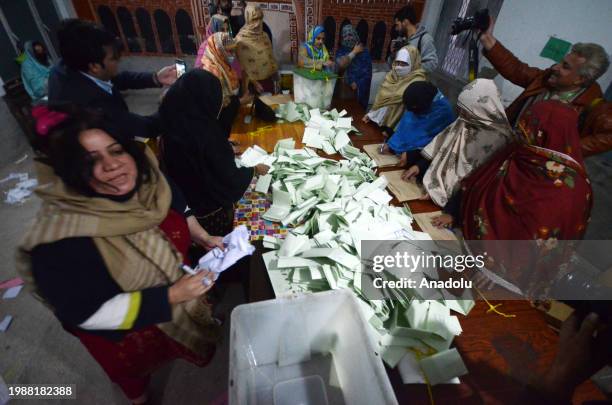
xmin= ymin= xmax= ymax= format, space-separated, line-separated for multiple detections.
xmin=0 ymin=96 xmax=29 ymax=169
xmin=263 ymin=10 xmax=292 ymax=64
xmin=482 ymin=0 xmax=612 ymax=105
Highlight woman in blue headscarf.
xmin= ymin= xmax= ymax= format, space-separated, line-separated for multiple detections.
xmin=298 ymin=26 xmax=333 ymax=71
xmin=335 ymin=24 xmax=372 ymax=108
xmin=20 ymin=41 xmax=51 ymax=104
xmin=382 ymin=81 xmax=455 ymax=162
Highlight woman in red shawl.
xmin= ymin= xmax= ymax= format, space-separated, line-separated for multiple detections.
xmin=457 ymin=100 xmax=592 ymax=296
xmin=461 ymin=100 xmax=592 ymax=241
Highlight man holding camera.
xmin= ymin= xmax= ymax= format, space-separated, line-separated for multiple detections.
xmin=389 ymin=5 xmax=438 ymax=72
xmin=479 ymin=19 xmax=612 ymax=157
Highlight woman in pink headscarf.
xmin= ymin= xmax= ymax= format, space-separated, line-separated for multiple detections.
xmin=194 ymin=5 xmax=242 ymax=77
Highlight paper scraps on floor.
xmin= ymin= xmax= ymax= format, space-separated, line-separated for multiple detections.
xmin=2 ymin=285 xmax=23 ymax=300
xmin=0 ymin=315 xmax=12 ymax=332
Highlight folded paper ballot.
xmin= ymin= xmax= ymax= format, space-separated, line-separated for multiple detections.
xmin=198 ymin=225 xmax=255 ymax=279
xmin=385 ymin=170 xmax=426 ymax=201
xmin=240 ymin=145 xmax=274 ymax=167
xmin=254 ymin=174 xmax=273 ymax=194
xmin=363 ymin=143 xmax=401 ymax=168
xmin=420 ymin=348 xmax=468 ymax=386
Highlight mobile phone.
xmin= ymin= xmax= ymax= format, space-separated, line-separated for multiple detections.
xmin=175 ymin=59 xmax=186 ymax=78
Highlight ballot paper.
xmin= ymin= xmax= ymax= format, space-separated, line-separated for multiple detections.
xmin=385 ymin=170 xmax=426 ymax=201
xmin=333 ymin=130 xmax=351 ymax=150
xmin=397 ymin=352 xmax=461 ymax=384
xmin=419 ymin=348 xmax=468 ymax=385
xmin=366 ymin=188 xmax=393 ymax=205
xmin=239 ymin=145 xmax=270 ymax=167
xmin=412 ymin=211 xmax=459 ymax=241
xmin=363 ymin=143 xmax=401 ymax=167
xmin=198 ymin=225 xmax=255 ymax=280
xmin=302 ymin=127 xmax=324 ymax=148
xmin=255 ymin=174 xmax=273 ymax=194
xmin=263 ymin=186 xmax=292 ymax=221
xmin=335 ymin=117 xmax=352 ymax=129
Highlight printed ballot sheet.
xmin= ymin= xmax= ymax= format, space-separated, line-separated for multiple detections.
xmin=384 ymin=170 xmax=425 ymax=201
xmin=363 ymin=143 xmax=401 ymax=167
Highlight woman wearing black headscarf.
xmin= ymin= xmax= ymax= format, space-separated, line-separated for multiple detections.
xmin=159 ymin=70 xmax=269 ymax=235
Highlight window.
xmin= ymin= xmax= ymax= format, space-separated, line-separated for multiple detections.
xmin=386 ymin=18 xmax=399 ymax=61
xmin=322 ymin=16 xmax=335 ymax=53
xmin=154 ymin=9 xmax=175 ymax=54
xmin=434 ymin=0 xmax=504 ymax=79
xmin=175 ymin=9 xmax=196 ymax=55
xmin=356 ymin=19 xmax=368 ymax=47
xmin=97 ymin=6 xmax=120 ymax=39
xmin=117 ymin=7 xmax=141 ymax=53
xmin=135 ymin=8 xmax=157 ymax=53
xmin=371 ymin=21 xmax=386 ymax=60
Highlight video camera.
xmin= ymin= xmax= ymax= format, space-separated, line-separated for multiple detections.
xmin=450 ymin=8 xmax=490 ymax=36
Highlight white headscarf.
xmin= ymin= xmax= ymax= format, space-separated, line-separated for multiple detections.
xmin=422 ymin=79 xmax=514 ymax=207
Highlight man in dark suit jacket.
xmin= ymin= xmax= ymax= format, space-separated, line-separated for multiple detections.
xmin=48 ymin=19 xmax=178 ymax=138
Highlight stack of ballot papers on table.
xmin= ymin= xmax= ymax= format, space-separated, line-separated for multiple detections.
xmin=253 ymin=138 xmax=475 ymax=387
xmin=276 ymin=102 xmax=362 ymax=155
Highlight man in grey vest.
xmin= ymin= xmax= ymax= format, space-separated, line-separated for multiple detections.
xmin=388 ymin=5 xmax=438 ymax=72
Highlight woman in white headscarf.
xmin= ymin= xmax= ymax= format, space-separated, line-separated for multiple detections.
xmin=362 ymin=45 xmax=427 ymax=133
xmin=402 ymin=79 xmax=515 ymax=209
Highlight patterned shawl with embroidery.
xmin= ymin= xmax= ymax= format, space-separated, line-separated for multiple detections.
xmin=16 ymin=147 xmax=220 ymax=353
xmin=201 ymin=32 xmax=240 ymax=107
xmin=421 ymin=79 xmax=514 ymax=207
xmin=235 ymin=4 xmax=278 ymax=81
xmin=371 ymin=45 xmax=427 ymax=129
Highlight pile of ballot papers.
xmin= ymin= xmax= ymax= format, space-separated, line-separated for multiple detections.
xmin=276 ymin=102 xmax=362 ymax=155
xmin=242 ymin=137 xmax=475 ymax=385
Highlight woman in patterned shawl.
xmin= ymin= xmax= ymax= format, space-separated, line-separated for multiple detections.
xmin=460 ymin=101 xmax=591 ymax=298
xmin=363 ymin=45 xmax=427 ymax=133
xmin=200 ymin=32 xmax=252 ymax=136
xmin=403 ymin=79 xmax=514 ymax=209
xmin=235 ymin=4 xmax=278 ymax=93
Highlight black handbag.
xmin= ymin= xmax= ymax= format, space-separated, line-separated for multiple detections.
xmin=251 ymin=96 xmax=277 ymax=122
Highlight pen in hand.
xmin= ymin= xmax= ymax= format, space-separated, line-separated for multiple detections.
xmin=181 ymin=264 xmax=213 ymax=286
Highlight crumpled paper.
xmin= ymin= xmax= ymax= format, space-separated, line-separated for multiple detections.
xmin=198 ymin=225 xmax=255 ymax=280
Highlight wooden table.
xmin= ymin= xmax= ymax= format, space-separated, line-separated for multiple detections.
xmin=231 ymin=98 xmax=605 ymax=404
